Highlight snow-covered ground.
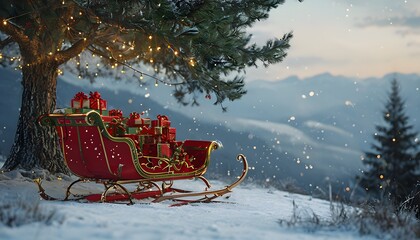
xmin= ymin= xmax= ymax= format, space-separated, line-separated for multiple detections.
xmin=0 ymin=169 xmax=384 ymax=240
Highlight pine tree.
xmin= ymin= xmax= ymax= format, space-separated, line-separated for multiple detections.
xmin=0 ymin=1 xmax=300 ymax=173
xmin=359 ymin=79 xmax=420 ymax=205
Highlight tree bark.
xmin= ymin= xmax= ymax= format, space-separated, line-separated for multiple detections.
xmin=2 ymin=61 xmax=69 ymax=174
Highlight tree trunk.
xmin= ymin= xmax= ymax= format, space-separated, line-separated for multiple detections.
xmin=2 ymin=61 xmax=69 ymax=174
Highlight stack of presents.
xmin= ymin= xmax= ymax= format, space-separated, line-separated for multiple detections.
xmin=68 ymin=91 xmax=178 ymax=159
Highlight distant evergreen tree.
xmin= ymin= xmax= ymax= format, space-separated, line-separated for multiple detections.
xmin=359 ymin=79 xmax=420 ymax=206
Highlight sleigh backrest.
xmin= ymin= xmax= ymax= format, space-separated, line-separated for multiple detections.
xmin=39 ymin=111 xmax=140 ymax=180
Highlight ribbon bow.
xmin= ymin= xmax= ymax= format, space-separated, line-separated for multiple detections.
xmin=89 ymin=91 xmax=101 ymax=100
xmin=157 ymin=115 xmax=168 ymax=121
xmin=129 ymin=112 xmax=140 ymax=119
xmin=74 ymin=92 xmax=88 ymax=100
xmin=110 ymin=109 xmax=123 ymax=118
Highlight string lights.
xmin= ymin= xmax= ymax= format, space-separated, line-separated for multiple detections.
xmin=0 ymin=3 xmax=195 ymax=88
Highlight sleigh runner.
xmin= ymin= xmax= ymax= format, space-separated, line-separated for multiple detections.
xmin=36 ymin=91 xmax=248 ymax=205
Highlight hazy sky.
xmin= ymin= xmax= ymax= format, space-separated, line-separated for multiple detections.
xmin=246 ymin=0 xmax=420 ymax=81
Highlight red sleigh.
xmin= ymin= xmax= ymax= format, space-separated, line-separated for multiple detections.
xmin=35 ymin=92 xmax=248 ymax=205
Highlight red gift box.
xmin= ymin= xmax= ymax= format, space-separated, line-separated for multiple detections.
xmin=139 ymin=135 xmax=156 ymax=145
xmin=163 ymin=127 xmax=176 ymax=142
xmin=89 ymin=91 xmax=107 ymax=110
xmin=71 ymin=92 xmax=89 ymax=109
xmin=159 ymin=115 xmax=170 ymax=127
xmin=127 ymin=112 xmax=151 ymax=127
xmin=152 ymin=115 xmax=171 ymax=128
xmin=109 ymin=109 xmax=123 ymax=119
xmin=157 ymin=143 xmax=171 ymax=158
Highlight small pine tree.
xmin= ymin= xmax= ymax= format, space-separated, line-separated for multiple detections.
xmin=359 ymin=79 xmax=419 ymax=205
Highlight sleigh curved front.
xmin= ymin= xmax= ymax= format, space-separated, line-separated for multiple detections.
xmin=39 ymin=111 xmax=218 ymax=181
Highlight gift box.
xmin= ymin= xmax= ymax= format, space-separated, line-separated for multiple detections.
xmin=126 ymin=127 xmax=141 ymax=134
xmin=62 ymin=108 xmax=73 ymax=114
xmin=89 ymin=91 xmax=107 ymax=110
xmin=158 ymin=115 xmax=170 ymax=127
xmin=139 ymin=135 xmax=155 ymax=145
xmin=152 ymin=115 xmax=171 ymax=128
xmin=154 ymin=127 xmax=163 ymax=135
xmin=71 ymin=92 xmax=89 ymax=109
xmin=157 ymin=143 xmax=171 ymax=158
xmin=163 ymin=127 xmax=176 ymax=142
xmin=106 ymin=119 xmax=126 ymax=136
xmin=107 ymin=126 xmax=125 ymax=137
xmin=72 ymin=108 xmax=91 ymax=114
xmin=109 ymin=109 xmax=123 ymax=119
xmin=127 ymin=112 xmax=151 ymax=127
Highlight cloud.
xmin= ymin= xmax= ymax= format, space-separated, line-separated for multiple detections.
xmin=284 ymin=56 xmax=329 ymax=67
xmin=396 ymin=29 xmax=420 ymax=36
xmin=407 ymin=41 xmax=420 ymax=47
xmin=358 ymin=15 xmax=420 ymax=29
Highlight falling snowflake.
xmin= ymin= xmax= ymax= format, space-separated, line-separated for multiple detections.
xmin=345 ymin=100 xmax=354 ymax=107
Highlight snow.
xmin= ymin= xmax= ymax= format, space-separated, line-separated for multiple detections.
xmin=0 ymin=170 xmax=379 ymax=240
xmin=232 ymin=118 xmax=315 ymax=145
